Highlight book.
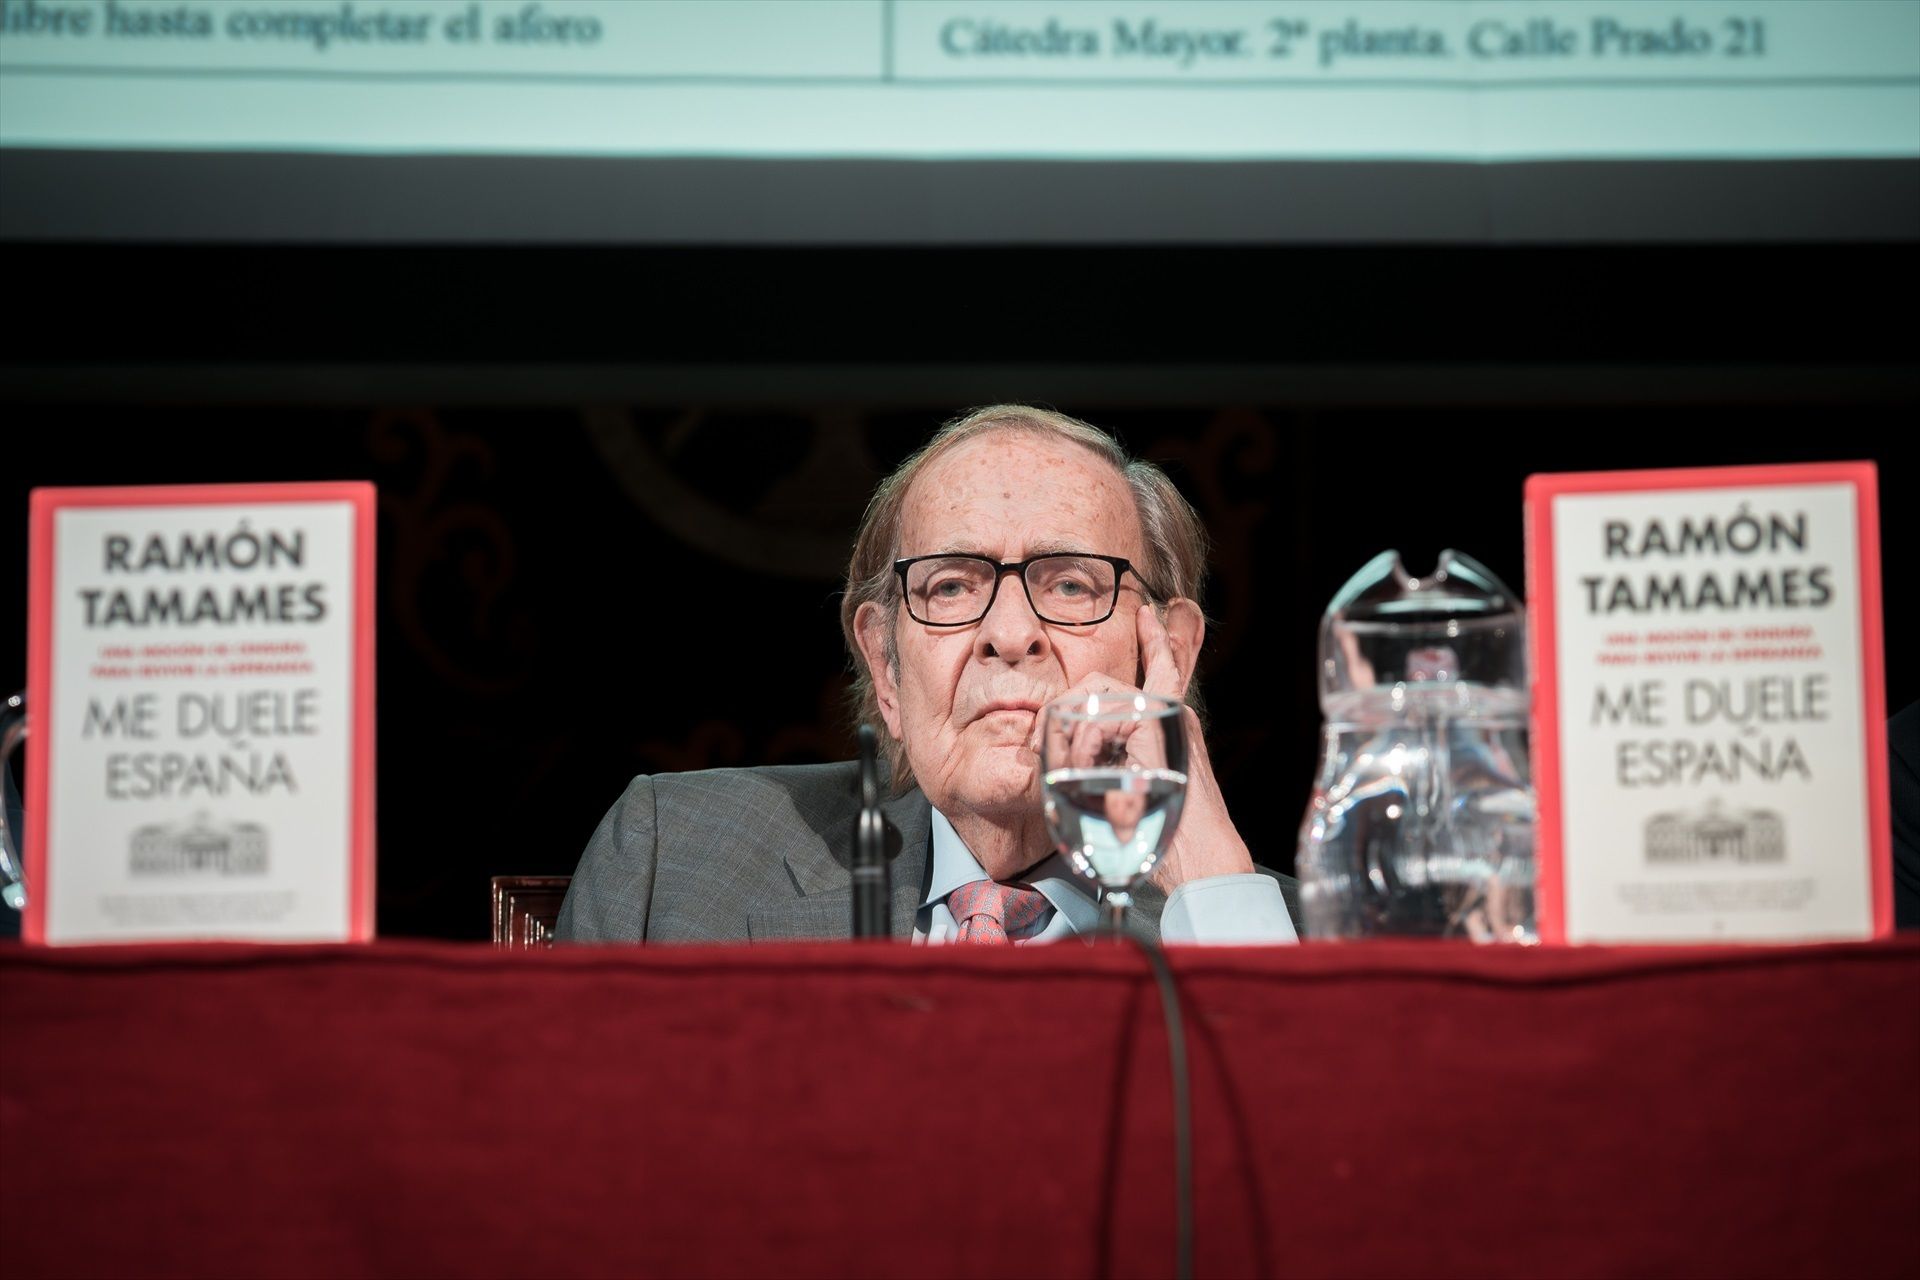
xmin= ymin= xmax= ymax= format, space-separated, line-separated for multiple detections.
xmin=24 ymin=483 xmax=376 ymax=944
xmin=1524 ymin=462 xmax=1889 ymax=943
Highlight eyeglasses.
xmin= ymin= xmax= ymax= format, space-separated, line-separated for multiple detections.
xmin=893 ymin=553 xmax=1151 ymax=628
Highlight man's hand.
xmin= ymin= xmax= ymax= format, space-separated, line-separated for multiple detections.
xmin=1029 ymin=604 xmax=1256 ymax=892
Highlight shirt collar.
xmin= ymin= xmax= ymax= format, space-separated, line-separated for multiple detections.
xmin=924 ymin=807 xmax=1101 ymax=930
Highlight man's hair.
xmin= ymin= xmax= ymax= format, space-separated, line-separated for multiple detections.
xmin=839 ymin=404 xmax=1210 ymax=792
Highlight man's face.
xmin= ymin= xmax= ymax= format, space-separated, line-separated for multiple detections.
xmin=867 ymin=431 xmax=1148 ymax=821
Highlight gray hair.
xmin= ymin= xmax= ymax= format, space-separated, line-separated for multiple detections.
xmin=839 ymin=405 xmax=1210 ymax=792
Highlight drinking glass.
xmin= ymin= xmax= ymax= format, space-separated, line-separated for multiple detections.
xmin=1040 ymin=691 xmax=1189 ymax=933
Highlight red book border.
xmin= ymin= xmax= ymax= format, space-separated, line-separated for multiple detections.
xmin=1524 ymin=462 xmax=1889 ymax=944
xmin=25 ymin=483 xmax=377 ymax=945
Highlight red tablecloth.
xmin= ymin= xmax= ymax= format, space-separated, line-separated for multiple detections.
xmin=3 ymin=939 xmax=1916 ymax=1280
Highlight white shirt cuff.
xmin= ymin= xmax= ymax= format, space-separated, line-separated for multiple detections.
xmin=1159 ymin=873 xmax=1299 ymax=945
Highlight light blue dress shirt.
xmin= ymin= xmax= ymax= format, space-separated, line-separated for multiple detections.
xmin=914 ymin=809 xmax=1298 ymax=945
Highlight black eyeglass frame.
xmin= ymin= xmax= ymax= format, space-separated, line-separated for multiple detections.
xmin=892 ymin=552 xmax=1156 ymax=628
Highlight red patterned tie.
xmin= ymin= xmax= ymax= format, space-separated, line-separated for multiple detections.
xmin=948 ymin=880 xmax=1052 ymax=944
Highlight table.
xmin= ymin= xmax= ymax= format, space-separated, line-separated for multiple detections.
xmin=4 ymin=938 xmax=1916 ymax=1279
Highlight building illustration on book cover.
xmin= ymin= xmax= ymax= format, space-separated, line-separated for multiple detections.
xmin=130 ymin=814 xmax=269 ymax=877
xmin=1644 ymin=800 xmax=1785 ymax=867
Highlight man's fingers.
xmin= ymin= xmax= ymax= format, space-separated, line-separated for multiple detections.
xmin=1028 ymin=672 xmax=1143 ymax=754
xmin=1137 ymin=604 xmax=1184 ymax=697
xmin=1031 ymin=611 xmax=1192 ymax=756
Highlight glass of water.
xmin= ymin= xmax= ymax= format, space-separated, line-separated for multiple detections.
xmin=1040 ymin=691 xmax=1189 ymax=934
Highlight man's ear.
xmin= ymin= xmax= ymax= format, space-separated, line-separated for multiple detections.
xmin=1162 ymin=598 xmax=1206 ymax=697
xmin=853 ymin=600 xmax=903 ymax=740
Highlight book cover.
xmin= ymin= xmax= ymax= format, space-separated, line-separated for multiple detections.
xmin=1525 ymin=463 xmax=1888 ymax=944
xmin=25 ymin=483 xmax=376 ymax=944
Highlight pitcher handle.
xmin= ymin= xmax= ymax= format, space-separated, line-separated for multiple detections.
xmin=1 ymin=692 xmax=26 ymax=911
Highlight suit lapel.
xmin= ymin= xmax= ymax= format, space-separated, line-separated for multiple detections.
xmin=886 ymin=789 xmax=932 ymax=937
xmin=1126 ymin=881 xmax=1166 ymax=942
xmin=749 ymin=787 xmax=931 ymax=942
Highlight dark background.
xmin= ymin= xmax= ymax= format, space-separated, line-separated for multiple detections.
xmin=3 ymin=241 xmax=1915 ymax=938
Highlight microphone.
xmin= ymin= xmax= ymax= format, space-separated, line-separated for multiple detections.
xmin=851 ymin=724 xmax=890 ymax=939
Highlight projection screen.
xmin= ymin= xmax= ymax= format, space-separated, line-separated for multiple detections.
xmin=1 ymin=0 xmax=1916 ymax=241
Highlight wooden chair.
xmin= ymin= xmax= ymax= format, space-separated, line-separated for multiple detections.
xmin=491 ymin=875 xmax=570 ymax=949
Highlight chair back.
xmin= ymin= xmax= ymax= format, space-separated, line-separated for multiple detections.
xmin=491 ymin=875 xmax=570 ymax=949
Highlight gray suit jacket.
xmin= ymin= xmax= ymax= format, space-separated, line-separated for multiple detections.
xmin=555 ymin=760 xmax=1301 ymax=943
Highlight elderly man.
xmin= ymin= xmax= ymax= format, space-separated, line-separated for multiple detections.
xmin=556 ymin=406 xmax=1299 ymax=943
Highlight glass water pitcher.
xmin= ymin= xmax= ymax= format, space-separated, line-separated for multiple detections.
xmin=1296 ymin=550 xmax=1537 ymax=943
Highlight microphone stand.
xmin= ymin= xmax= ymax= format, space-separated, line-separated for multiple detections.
xmin=850 ymin=724 xmax=889 ymax=939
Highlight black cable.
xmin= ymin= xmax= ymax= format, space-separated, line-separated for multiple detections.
xmin=1095 ymin=923 xmax=1193 ymax=1280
